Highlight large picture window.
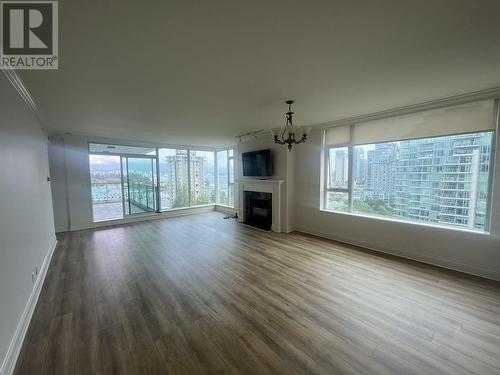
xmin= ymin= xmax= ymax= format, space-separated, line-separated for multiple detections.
xmin=190 ymin=150 xmax=215 ymax=205
xmin=158 ymin=148 xmax=189 ymax=210
xmin=216 ymin=149 xmax=234 ymax=207
xmin=90 ymin=144 xmax=235 ymax=220
xmin=158 ymin=148 xmax=233 ymax=211
xmin=229 ymin=149 xmax=234 ymax=207
xmin=324 ymin=100 xmax=497 ymax=231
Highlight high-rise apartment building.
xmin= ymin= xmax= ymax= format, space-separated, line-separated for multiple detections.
xmin=353 ymin=147 xmax=367 ymax=187
xmin=161 ymin=151 xmax=207 ymax=208
xmin=190 ymin=156 xmax=206 ymax=199
xmin=330 ymin=148 xmax=348 ymax=187
xmin=393 ymin=132 xmax=492 ymax=229
xmin=366 ymin=143 xmax=397 ymax=203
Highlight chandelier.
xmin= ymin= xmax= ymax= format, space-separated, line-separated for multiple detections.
xmin=272 ymin=100 xmax=310 ymax=151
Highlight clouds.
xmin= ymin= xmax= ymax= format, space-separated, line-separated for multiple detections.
xmin=89 ymin=155 xmax=120 ymax=171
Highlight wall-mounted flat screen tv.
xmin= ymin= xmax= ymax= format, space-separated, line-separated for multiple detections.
xmin=242 ymin=149 xmax=273 ymax=177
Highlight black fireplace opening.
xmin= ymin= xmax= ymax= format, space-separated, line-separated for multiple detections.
xmin=244 ymin=191 xmax=272 ymax=231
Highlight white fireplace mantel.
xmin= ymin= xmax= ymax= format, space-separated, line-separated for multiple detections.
xmin=238 ymin=179 xmax=284 ymax=232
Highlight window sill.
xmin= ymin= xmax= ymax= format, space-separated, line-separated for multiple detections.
xmin=93 ymin=211 xmax=157 ymax=224
xmin=160 ymin=204 xmax=215 ymax=212
xmin=319 ymin=208 xmax=490 ymax=235
xmin=216 ymin=204 xmax=235 ymax=209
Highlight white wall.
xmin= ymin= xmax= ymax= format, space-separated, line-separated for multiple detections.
xmin=47 ymin=135 xmax=70 ymax=232
xmin=48 ymin=134 xmax=93 ymax=232
xmin=294 ymin=128 xmax=500 ymax=281
xmin=0 ymin=74 xmax=56 ymax=372
xmin=59 ymin=135 xmax=94 ymax=231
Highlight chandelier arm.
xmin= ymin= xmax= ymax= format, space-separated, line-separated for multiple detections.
xmin=273 ymin=136 xmax=286 ymax=145
xmin=292 ymin=135 xmax=308 ymax=144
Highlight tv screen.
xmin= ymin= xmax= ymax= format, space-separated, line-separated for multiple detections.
xmin=242 ymin=149 xmax=273 ymax=177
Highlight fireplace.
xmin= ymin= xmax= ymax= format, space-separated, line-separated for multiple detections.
xmin=238 ymin=179 xmax=283 ymax=232
xmin=244 ymin=191 xmax=272 ymax=231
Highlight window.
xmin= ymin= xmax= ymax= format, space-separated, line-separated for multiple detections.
xmin=90 ymin=144 xmax=235 ymax=217
xmin=323 ymin=99 xmax=496 ymax=231
xmin=327 ymin=147 xmax=349 ymax=189
xmin=190 ymin=150 xmax=215 ymax=205
xmin=217 ymin=150 xmax=229 ymax=205
xmin=126 ymin=157 xmax=157 ymax=214
xmin=89 ymin=143 xmax=158 ymax=222
xmin=325 ymin=146 xmax=350 ymax=211
xmin=158 ymin=148 xmax=189 ymax=209
xmin=216 ymin=149 xmax=234 ymax=207
xmin=89 ymin=154 xmax=123 ymax=221
xmin=229 ymin=150 xmax=234 ymax=207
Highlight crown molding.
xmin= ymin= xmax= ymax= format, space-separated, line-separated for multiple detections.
xmin=1 ymin=69 xmax=42 ymax=122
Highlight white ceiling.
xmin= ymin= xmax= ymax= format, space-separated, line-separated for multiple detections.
xmin=20 ymin=0 xmax=500 ymax=146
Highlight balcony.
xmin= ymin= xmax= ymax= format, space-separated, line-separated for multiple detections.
xmin=91 ymin=183 xmax=154 ymax=221
xmin=93 ymin=201 xmax=128 ymax=222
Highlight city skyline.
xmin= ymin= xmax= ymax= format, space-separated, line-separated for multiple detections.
xmin=328 ymin=131 xmax=493 ymax=230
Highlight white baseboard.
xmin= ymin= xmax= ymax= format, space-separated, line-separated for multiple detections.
xmin=294 ymin=226 xmax=500 ymax=282
xmin=214 ymin=205 xmax=237 ymax=215
xmin=55 ymin=225 xmax=69 ymax=233
xmin=0 ymin=238 xmax=57 ymax=375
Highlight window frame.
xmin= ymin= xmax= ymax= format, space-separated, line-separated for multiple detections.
xmin=157 ymin=148 xmax=191 ymax=211
xmin=322 ymin=110 xmax=498 ymax=233
xmin=189 ymin=149 xmax=216 ymax=206
xmin=324 ymin=144 xmax=352 ymax=211
xmin=215 ymin=148 xmax=235 ymax=208
xmin=228 ymin=151 xmax=234 ymax=207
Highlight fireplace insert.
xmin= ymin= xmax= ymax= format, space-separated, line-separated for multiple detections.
xmin=244 ymin=191 xmax=272 ymax=231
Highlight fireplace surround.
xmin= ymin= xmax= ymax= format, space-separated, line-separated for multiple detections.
xmin=237 ymin=179 xmax=284 ymax=232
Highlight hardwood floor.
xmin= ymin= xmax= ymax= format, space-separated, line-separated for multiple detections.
xmin=14 ymin=212 xmax=500 ymax=375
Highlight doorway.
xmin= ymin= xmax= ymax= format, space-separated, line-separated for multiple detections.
xmin=121 ymin=156 xmax=157 ymax=216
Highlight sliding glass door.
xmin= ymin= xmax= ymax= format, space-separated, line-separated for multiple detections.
xmin=89 ymin=154 xmax=124 ymax=221
xmin=89 ymin=143 xmax=158 ymax=222
xmin=122 ymin=156 xmax=157 ymax=215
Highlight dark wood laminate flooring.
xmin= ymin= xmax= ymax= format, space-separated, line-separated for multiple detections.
xmin=14 ymin=212 xmax=500 ymax=374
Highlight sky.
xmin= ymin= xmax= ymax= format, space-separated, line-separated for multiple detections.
xmin=89 ymin=155 xmax=121 ymax=171
xmin=89 ymin=152 xmax=215 ymax=173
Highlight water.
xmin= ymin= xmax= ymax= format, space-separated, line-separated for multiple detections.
xmin=91 ymin=184 xmax=122 ymax=201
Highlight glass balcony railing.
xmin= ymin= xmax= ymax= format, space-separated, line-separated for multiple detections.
xmin=91 ymin=183 xmax=122 ymax=202
xmin=91 ymin=183 xmax=155 ymax=212
xmin=128 ymin=183 xmax=155 ymax=212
